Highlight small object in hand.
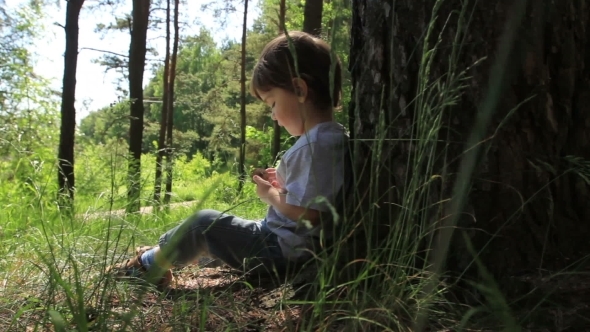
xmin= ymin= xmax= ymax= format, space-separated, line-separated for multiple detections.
xmin=250 ymin=168 xmax=268 ymax=183
xmin=251 ymin=168 xmax=268 ymax=183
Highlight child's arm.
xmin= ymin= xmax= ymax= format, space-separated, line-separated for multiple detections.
xmin=253 ymin=175 xmax=321 ymax=226
xmin=269 ymin=192 xmax=321 ymax=227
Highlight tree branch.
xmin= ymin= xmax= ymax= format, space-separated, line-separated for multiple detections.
xmin=80 ymin=47 xmax=128 ymax=58
xmin=80 ymin=47 xmax=163 ymax=62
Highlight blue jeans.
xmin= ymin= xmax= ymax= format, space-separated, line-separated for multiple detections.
xmin=158 ymin=209 xmax=287 ymax=274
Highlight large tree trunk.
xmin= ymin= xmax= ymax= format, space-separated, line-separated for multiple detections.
xmin=238 ymin=0 xmax=249 ymax=192
xmin=127 ymin=0 xmax=150 ymax=213
xmin=153 ymin=0 xmax=171 ymax=207
xmin=303 ymin=0 xmax=323 ymax=36
xmin=163 ymin=0 xmax=180 ymax=206
xmin=57 ymin=0 xmax=84 ymax=205
xmin=350 ymin=0 xmax=590 ymax=293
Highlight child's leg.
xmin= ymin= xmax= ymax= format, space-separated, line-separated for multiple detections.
xmin=157 ymin=209 xmax=285 ymax=273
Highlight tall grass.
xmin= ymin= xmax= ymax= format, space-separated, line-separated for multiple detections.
xmin=0 ymin=146 xmax=268 ymax=330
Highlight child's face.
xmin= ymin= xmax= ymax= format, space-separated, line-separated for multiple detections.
xmin=257 ymin=88 xmax=304 ymax=136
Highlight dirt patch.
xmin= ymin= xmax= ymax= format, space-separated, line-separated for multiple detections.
xmin=78 ymin=200 xmax=199 ymax=220
xmin=104 ymin=266 xmax=309 ymax=331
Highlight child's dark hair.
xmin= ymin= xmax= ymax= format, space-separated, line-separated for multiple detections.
xmin=250 ymin=31 xmax=342 ymax=111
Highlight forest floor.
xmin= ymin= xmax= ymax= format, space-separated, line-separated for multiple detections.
xmin=512 ymin=271 xmax=590 ymax=331
xmin=104 ymin=265 xmax=317 ymax=331
xmin=92 ymin=262 xmax=590 ymax=331
xmin=12 ymin=202 xmax=589 ymax=331
xmin=73 ymin=201 xmax=322 ymax=331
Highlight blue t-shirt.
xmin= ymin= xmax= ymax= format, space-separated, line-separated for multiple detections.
xmin=265 ymin=121 xmax=348 ymax=260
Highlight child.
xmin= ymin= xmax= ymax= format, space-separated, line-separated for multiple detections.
xmin=109 ymin=31 xmax=348 ymax=287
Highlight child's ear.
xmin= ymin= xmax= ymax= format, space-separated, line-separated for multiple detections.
xmin=292 ymin=77 xmax=308 ymax=103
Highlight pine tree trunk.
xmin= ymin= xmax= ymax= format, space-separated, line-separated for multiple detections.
xmin=57 ymin=0 xmax=84 ymax=205
xmin=238 ymin=0 xmax=249 ymax=193
xmin=270 ymin=0 xmax=286 ymax=164
xmin=350 ymin=0 xmax=590 ymax=291
xmin=127 ymin=0 xmax=150 ymax=213
xmin=153 ymin=0 xmax=171 ymax=207
xmin=303 ymin=0 xmax=323 ymax=36
xmin=163 ymin=0 xmax=180 ymax=206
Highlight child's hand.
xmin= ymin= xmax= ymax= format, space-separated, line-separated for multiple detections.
xmin=251 ymin=168 xmax=268 ymax=183
xmin=252 ymin=175 xmax=281 ymax=206
xmin=251 ymin=167 xmax=280 ymax=189
xmin=264 ymin=168 xmax=279 ymax=187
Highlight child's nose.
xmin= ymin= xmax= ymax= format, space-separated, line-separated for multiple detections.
xmin=271 ymin=111 xmax=276 ymax=121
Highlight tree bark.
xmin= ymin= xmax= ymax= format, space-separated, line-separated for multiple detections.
xmin=270 ymin=0 xmax=286 ymax=164
xmin=58 ymin=0 xmax=84 ymax=204
xmin=350 ymin=0 xmax=590 ymax=292
xmin=153 ymin=0 xmax=171 ymax=206
xmin=238 ymin=0 xmax=249 ymax=192
xmin=163 ymin=0 xmax=180 ymax=206
xmin=127 ymin=0 xmax=150 ymax=213
xmin=303 ymin=0 xmax=323 ymax=36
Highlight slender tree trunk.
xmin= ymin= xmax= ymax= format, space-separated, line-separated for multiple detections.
xmin=350 ymin=0 xmax=590 ymax=294
xmin=237 ymin=0 xmax=249 ymax=192
xmin=57 ymin=0 xmax=84 ymax=205
xmin=153 ymin=0 xmax=171 ymax=206
xmin=270 ymin=0 xmax=286 ymax=164
xmin=127 ymin=0 xmax=150 ymax=213
xmin=303 ymin=0 xmax=323 ymax=36
xmin=163 ymin=0 xmax=180 ymax=206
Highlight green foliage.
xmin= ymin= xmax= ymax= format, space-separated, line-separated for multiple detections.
xmin=72 ymin=139 xmax=255 ymax=210
xmin=75 ymin=138 xmax=129 ymax=203
xmin=81 ymin=0 xmax=352 ymax=167
xmin=245 ymin=124 xmax=287 ymax=167
xmin=0 ymin=2 xmax=60 ymax=205
xmin=0 ymin=1 xmax=58 ymax=155
xmin=0 ymin=141 xmax=58 ymax=205
xmin=79 ymin=100 xmax=200 ymax=156
xmin=173 ymin=152 xmax=211 ymax=180
xmin=0 ymin=1 xmax=44 ymax=110
xmin=142 ymin=28 xmax=270 ymax=164
xmin=79 ymin=101 xmax=130 ymax=144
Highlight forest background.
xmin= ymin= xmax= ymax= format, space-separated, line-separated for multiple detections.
xmin=1 ymin=0 xmax=349 ymax=211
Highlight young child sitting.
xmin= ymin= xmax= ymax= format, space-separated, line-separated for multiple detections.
xmin=109 ymin=31 xmax=348 ymax=287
